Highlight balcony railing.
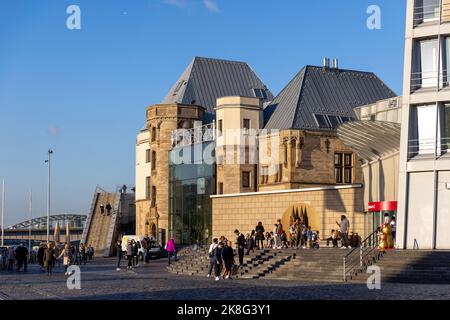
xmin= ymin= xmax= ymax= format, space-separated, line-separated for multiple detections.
xmin=408 ymin=137 xmax=450 ymax=160
xmin=171 ymin=123 xmax=216 ymax=148
xmin=410 ymin=70 xmax=450 ymax=92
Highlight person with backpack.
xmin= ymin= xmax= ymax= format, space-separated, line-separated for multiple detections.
xmin=234 ymin=230 xmax=246 ymax=266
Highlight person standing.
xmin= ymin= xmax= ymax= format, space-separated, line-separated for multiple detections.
xmin=131 ymin=240 xmax=139 ymax=268
xmin=246 ymin=231 xmax=255 ymax=255
xmin=166 ymin=237 xmax=176 ymax=265
xmin=57 ymin=244 xmax=72 ymax=276
xmin=255 ymin=222 xmax=265 ymax=249
xmin=43 ymin=244 xmax=55 ymax=276
xmin=126 ymin=241 xmax=133 ymax=270
xmin=221 ymin=241 xmax=235 ymax=280
xmin=37 ymin=245 xmax=45 ymax=270
xmin=79 ymin=243 xmax=87 ymax=265
xmin=234 ymin=230 xmax=245 ymax=266
xmin=390 ymin=217 xmax=397 ymax=246
xmin=7 ymin=247 xmax=15 ymax=272
xmin=115 ymin=240 xmax=123 ymax=271
xmin=214 ymin=241 xmax=224 ymax=281
xmin=207 ymin=238 xmax=218 ymax=278
xmin=105 ymin=203 xmax=112 ymax=215
xmin=15 ymin=244 xmax=28 ymax=272
xmin=142 ymin=234 xmax=150 ymax=264
xmin=336 ymin=215 xmax=350 ymax=249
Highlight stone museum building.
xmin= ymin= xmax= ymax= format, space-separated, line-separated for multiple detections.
xmin=135 ymin=56 xmax=396 ymax=244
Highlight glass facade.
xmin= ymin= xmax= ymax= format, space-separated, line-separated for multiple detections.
xmin=169 ymin=142 xmax=215 ymax=245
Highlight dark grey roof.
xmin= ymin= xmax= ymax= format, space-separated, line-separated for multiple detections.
xmin=337 ymin=120 xmax=401 ymax=162
xmin=264 ymin=66 xmax=396 ymax=130
xmin=162 ymin=57 xmax=274 ymax=123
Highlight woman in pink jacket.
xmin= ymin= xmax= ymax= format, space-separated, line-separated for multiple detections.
xmin=165 ymin=237 xmax=176 ymax=265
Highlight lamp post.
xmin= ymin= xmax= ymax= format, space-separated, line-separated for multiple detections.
xmin=29 ymin=190 xmax=32 ymax=253
xmin=1 ymin=179 xmax=5 ymax=247
xmin=45 ymin=150 xmax=53 ymax=244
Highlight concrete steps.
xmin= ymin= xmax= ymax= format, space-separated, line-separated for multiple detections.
xmin=351 ymin=250 xmax=450 ymax=284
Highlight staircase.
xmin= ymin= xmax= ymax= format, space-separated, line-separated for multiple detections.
xmin=81 ymin=188 xmax=120 ymax=257
xmin=352 ymin=250 xmax=450 ymax=284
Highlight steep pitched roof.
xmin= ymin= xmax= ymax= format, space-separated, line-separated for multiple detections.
xmin=162 ymin=57 xmax=274 ymax=123
xmin=264 ymin=66 xmax=396 ymax=130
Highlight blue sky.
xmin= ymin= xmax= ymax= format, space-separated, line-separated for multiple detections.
xmin=0 ymin=0 xmax=406 ymax=226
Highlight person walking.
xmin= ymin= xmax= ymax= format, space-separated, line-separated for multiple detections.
xmin=255 ymin=222 xmax=265 ymax=249
xmin=207 ymin=238 xmax=218 ymax=278
xmin=234 ymin=230 xmax=245 ymax=267
xmin=37 ymin=245 xmax=45 ymax=270
xmin=87 ymin=244 xmax=94 ymax=260
xmin=79 ymin=243 xmax=87 ymax=265
xmin=142 ymin=234 xmax=150 ymax=264
xmin=115 ymin=240 xmax=123 ymax=271
xmin=57 ymin=244 xmax=72 ymax=276
xmin=43 ymin=244 xmax=56 ymax=276
xmin=221 ymin=241 xmax=235 ymax=280
xmin=126 ymin=241 xmax=133 ymax=270
xmin=166 ymin=237 xmax=176 ymax=265
xmin=7 ymin=247 xmax=15 ymax=272
xmin=336 ymin=215 xmax=351 ymax=249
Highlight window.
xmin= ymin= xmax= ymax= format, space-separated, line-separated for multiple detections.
xmin=335 ymin=153 xmax=353 ymax=184
xmin=314 ymin=114 xmax=330 ymax=128
xmin=261 ymin=166 xmax=269 ymax=185
xmin=253 ymin=88 xmax=267 ymax=99
xmin=151 ymin=151 xmax=157 ymax=170
xmin=218 ymin=120 xmax=223 ymax=137
xmin=242 ymin=171 xmax=251 ymax=188
xmin=243 ymin=118 xmax=251 ymax=135
xmin=218 ymin=183 xmax=224 ymax=195
xmin=151 ymin=127 xmax=156 ymax=142
xmin=412 ymin=39 xmax=438 ymax=90
xmin=145 ymin=177 xmax=151 ymax=200
xmin=151 ymin=187 xmax=156 ymax=207
xmin=443 ymin=104 xmax=450 ymax=150
xmin=327 ymin=115 xmax=341 ymax=128
xmin=276 ymin=164 xmax=283 ymax=183
xmin=146 ymin=149 xmax=151 ymax=163
xmin=414 ymin=0 xmax=440 ymax=25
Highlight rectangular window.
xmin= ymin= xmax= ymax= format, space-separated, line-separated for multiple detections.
xmin=151 ymin=151 xmax=157 ymax=170
xmin=412 ymin=39 xmax=439 ymax=90
xmin=335 ymin=153 xmax=343 ymax=184
xmin=218 ymin=120 xmax=223 ymax=137
xmin=243 ymin=118 xmax=251 ymax=130
xmin=261 ymin=166 xmax=269 ymax=184
xmin=441 ymin=104 xmax=450 ymax=151
xmin=344 ymin=154 xmax=353 ymax=184
xmin=146 ymin=149 xmax=151 ymax=163
xmin=145 ymin=177 xmax=151 ymax=200
xmin=327 ymin=115 xmax=341 ymax=128
xmin=414 ymin=0 xmax=440 ymax=25
xmin=276 ymin=164 xmax=283 ymax=183
xmin=242 ymin=171 xmax=251 ymax=188
xmin=253 ymin=88 xmax=267 ymax=99
xmin=218 ymin=182 xmax=224 ymax=195
xmin=314 ymin=114 xmax=330 ymax=128
xmin=151 ymin=127 xmax=156 ymax=142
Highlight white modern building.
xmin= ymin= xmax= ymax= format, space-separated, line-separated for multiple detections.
xmin=397 ymin=0 xmax=450 ymax=249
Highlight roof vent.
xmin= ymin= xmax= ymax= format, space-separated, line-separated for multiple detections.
xmin=323 ymin=57 xmax=330 ymax=70
xmin=332 ymin=58 xmax=339 ymax=69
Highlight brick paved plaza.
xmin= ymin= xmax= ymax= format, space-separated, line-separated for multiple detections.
xmin=1 ymin=258 xmax=450 ymax=300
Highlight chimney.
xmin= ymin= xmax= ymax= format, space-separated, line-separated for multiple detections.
xmin=333 ymin=58 xmax=339 ymax=69
xmin=323 ymin=57 xmax=330 ymax=70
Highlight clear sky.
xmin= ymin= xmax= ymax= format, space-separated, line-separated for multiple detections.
xmin=0 ymin=0 xmax=406 ymax=226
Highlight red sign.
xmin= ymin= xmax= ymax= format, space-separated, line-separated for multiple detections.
xmin=368 ymin=201 xmax=397 ymax=212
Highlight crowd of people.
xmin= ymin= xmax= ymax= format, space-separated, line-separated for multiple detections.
xmin=0 ymin=242 xmax=95 ymax=276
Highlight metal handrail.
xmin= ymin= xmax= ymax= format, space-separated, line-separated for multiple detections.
xmin=343 ymin=228 xmax=381 ymax=282
xmin=408 ymin=138 xmax=450 ymax=159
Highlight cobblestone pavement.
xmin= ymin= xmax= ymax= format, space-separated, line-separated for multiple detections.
xmin=1 ymin=258 xmax=450 ymax=300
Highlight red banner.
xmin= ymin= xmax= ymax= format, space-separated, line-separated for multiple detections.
xmin=368 ymin=201 xmax=397 ymax=212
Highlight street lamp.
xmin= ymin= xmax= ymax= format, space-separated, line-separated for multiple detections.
xmin=45 ymin=150 xmax=53 ymax=244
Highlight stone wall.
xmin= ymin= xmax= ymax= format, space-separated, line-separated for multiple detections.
xmin=212 ymin=185 xmax=367 ymax=243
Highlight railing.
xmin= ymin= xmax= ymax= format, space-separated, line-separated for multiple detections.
xmin=103 ymin=191 xmax=122 ymax=257
xmin=171 ymin=122 xmax=216 ymax=148
xmin=410 ymin=70 xmax=450 ymax=92
xmin=408 ymin=138 xmax=450 ymax=160
xmin=343 ymin=229 xmax=382 ymax=282
xmin=80 ymin=186 xmax=106 ymax=244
